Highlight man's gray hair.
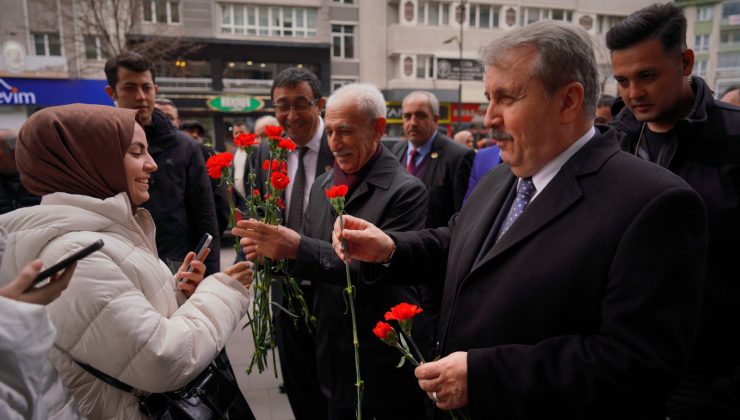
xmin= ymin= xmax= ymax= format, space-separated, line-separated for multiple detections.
xmin=481 ymin=21 xmax=599 ymax=118
xmin=403 ymin=91 xmax=440 ymax=116
xmin=326 ymin=83 xmax=387 ymax=124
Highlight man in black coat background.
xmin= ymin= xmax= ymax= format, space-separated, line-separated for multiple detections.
xmin=333 ymin=21 xmax=708 ymax=419
xmin=607 ymin=4 xmax=740 ymax=418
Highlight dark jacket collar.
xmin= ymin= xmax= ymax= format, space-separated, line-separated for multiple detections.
xmin=144 ymin=108 xmax=180 ymax=151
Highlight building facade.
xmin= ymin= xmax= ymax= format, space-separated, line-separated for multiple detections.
xmin=3 ymin=0 xmax=674 ymax=142
xmin=677 ymin=0 xmax=740 ymax=97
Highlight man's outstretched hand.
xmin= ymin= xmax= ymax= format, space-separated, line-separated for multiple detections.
xmin=332 ymin=214 xmax=395 ymax=263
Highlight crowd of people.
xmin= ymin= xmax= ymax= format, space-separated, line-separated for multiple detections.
xmin=1 ymin=3 xmax=739 ymax=420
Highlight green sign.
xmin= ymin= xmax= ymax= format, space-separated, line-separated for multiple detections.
xmin=207 ymin=96 xmax=264 ymax=112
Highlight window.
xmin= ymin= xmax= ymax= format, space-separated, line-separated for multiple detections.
xmin=331 ymin=78 xmax=356 ymax=92
xmin=332 ymin=25 xmax=355 ymax=59
xmin=597 ymin=15 xmax=624 ymax=34
xmin=143 ymin=0 xmax=180 ymax=24
xmin=83 ymin=35 xmax=108 ymax=60
xmin=722 ymin=1 xmax=740 ymax=18
xmin=469 ymin=4 xmax=499 ymax=28
xmin=331 ymin=0 xmax=354 ymax=3
xmin=695 ymin=34 xmax=710 ymax=52
xmin=718 ymin=52 xmax=740 ymax=68
xmin=520 ymin=7 xmax=572 ymax=26
xmin=520 ymin=7 xmax=543 ymax=26
xmin=721 ymin=30 xmax=740 ymax=45
xmin=417 ymin=55 xmax=434 ymax=79
xmin=694 ymin=59 xmax=708 ymax=77
xmin=221 ymin=4 xmax=317 ymax=37
xmin=697 ymin=6 xmax=714 ymax=22
xmin=418 ymin=1 xmax=449 ymax=26
xmin=32 ymin=32 xmax=61 ymax=56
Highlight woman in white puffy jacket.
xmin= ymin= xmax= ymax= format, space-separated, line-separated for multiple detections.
xmin=0 ymin=104 xmax=253 ymax=419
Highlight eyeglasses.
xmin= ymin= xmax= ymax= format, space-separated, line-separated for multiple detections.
xmin=274 ymin=98 xmax=320 ymax=113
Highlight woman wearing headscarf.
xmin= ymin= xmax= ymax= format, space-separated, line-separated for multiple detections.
xmin=0 ymin=104 xmax=252 ymax=419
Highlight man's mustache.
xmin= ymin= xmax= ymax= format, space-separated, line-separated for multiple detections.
xmin=489 ymin=128 xmax=513 ymax=141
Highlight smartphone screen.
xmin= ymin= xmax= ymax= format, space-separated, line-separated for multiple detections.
xmin=26 ymin=239 xmax=104 ymax=292
xmin=183 ymin=233 xmax=213 ymax=275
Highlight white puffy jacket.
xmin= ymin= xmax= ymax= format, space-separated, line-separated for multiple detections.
xmin=0 ymin=192 xmax=250 ymax=419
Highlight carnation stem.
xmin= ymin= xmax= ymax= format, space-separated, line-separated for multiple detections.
xmin=340 ymin=214 xmax=363 ymax=420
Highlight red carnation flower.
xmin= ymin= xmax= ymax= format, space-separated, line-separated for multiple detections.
xmin=234 ymin=133 xmax=257 ymax=148
xmin=262 ymin=159 xmax=286 ymax=173
xmin=372 ymin=321 xmax=398 ymax=344
xmin=325 ymin=184 xmax=349 ymax=199
xmin=265 ymin=125 xmax=282 ymax=138
xmin=253 ymin=188 xmax=261 ymax=197
xmin=384 ymin=302 xmax=423 ymax=322
xmin=270 ymin=171 xmax=290 ymax=191
xmin=206 ymin=152 xmax=234 ymax=180
xmin=277 ymin=197 xmax=286 ymax=209
xmin=277 ymin=137 xmax=297 ymax=151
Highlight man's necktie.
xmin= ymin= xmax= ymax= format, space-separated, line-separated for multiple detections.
xmin=286 ymin=146 xmax=308 ymax=231
xmin=496 ymin=177 xmax=536 ymax=242
xmin=406 ymin=148 xmax=418 ymax=174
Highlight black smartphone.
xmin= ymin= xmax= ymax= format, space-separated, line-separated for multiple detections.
xmin=26 ymin=239 xmax=104 ymax=291
xmin=183 ymin=233 xmax=213 ymax=275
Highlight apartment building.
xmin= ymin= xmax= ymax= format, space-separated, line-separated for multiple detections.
xmin=2 ymin=0 xmax=665 ymax=141
xmin=677 ymin=0 xmax=740 ymax=97
xmin=364 ymin=0 xmax=654 ymax=136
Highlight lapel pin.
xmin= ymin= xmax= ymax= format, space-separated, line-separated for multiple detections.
xmin=431 ymin=152 xmax=439 ymax=159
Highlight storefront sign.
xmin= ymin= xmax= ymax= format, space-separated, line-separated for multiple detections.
xmin=436 ymin=58 xmax=484 ymax=81
xmin=0 ymin=77 xmax=111 ymax=106
xmin=450 ymin=103 xmax=488 ymax=123
xmin=207 ymin=95 xmax=264 ymax=113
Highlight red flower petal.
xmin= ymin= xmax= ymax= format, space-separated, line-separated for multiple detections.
xmin=265 ymin=125 xmax=282 ymax=138
xmin=384 ymin=302 xmax=423 ymax=322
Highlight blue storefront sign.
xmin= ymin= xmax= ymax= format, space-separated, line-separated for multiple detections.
xmin=0 ymin=77 xmax=112 ymax=106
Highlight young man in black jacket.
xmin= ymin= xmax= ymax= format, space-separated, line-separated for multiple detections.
xmin=608 ymin=4 xmax=740 ymax=418
xmin=104 ymin=52 xmax=221 ymax=275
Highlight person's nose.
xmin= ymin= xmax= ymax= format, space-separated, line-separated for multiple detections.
xmin=626 ymin=82 xmax=645 ymax=102
xmin=145 ymin=154 xmax=157 ymax=172
xmin=135 ymin=87 xmax=147 ymax=102
xmin=484 ymin=101 xmax=502 ymax=129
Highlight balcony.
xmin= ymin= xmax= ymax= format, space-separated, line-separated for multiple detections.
xmin=222 ymin=78 xmax=272 ymax=94
xmin=156 ymin=77 xmax=212 ymax=92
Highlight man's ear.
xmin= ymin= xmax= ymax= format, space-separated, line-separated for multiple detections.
xmin=316 ymin=97 xmax=327 ymax=114
xmin=559 ymin=82 xmax=585 ymax=124
xmin=374 ymin=117 xmax=387 ymax=139
xmin=104 ymin=85 xmax=117 ymax=101
xmin=681 ymin=50 xmax=695 ymax=76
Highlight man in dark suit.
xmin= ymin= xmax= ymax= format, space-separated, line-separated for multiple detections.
xmin=243 ymin=67 xmax=334 ymax=420
xmin=332 ymin=21 xmax=708 ymax=419
xmin=233 ymin=83 xmax=430 ymax=419
xmin=391 ymin=91 xmax=474 ymax=229
xmin=607 ymin=4 xmax=740 ymax=417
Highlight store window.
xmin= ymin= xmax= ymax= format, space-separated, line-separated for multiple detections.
xmin=418 ymin=1 xmax=449 ymax=26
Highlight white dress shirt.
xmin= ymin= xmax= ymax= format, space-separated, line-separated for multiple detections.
xmin=529 ymin=126 xmax=596 ymax=201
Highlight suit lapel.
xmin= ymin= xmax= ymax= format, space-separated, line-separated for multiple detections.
xmin=451 ymin=171 xmax=516 ymax=285
xmin=315 ymin=131 xmax=334 ymax=178
xmin=467 ymin=129 xmax=617 ymax=277
xmin=391 ymin=140 xmax=407 ymax=163
xmin=421 ymin=135 xmax=443 ymax=186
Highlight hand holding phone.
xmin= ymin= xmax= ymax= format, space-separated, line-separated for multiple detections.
xmin=24 ymin=239 xmax=104 ymax=293
xmin=176 ymin=234 xmax=212 ymax=297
